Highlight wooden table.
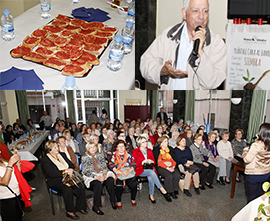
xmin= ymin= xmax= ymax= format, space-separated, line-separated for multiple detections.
xmin=230 ymin=161 xmax=245 ymax=198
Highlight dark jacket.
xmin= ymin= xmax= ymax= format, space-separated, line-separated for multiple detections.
xmin=41 ymin=152 xmax=75 ymax=188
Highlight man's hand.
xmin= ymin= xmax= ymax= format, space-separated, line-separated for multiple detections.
xmin=160 ymin=60 xmax=188 ymax=78
xmin=192 ymin=27 xmax=206 ymax=57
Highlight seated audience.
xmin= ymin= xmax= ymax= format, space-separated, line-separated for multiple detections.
xmin=231 ymin=129 xmax=247 ymax=182
xmin=81 ymin=142 xmax=116 ymax=215
xmin=63 ymin=129 xmax=80 ymax=155
xmin=190 ymin=133 xmax=216 ymax=189
xmin=98 ymin=126 xmax=107 ymax=144
xmin=213 ymin=128 xmax=222 ymax=145
xmin=50 ymin=123 xmax=60 ymax=140
xmin=175 ymin=137 xmax=200 ymax=197
xmin=76 ymin=124 xmax=87 ymax=145
xmin=126 ymin=127 xmax=136 ymax=150
xmin=41 ymin=140 xmax=87 ymax=220
xmin=70 ymin=123 xmax=79 ymax=140
xmin=231 ymin=129 xmax=247 ymax=162
xmin=26 ymin=119 xmax=36 ymax=132
xmin=134 ymin=126 xmax=141 ymax=138
xmin=185 ymin=129 xmax=194 ymax=147
xmin=16 ymin=118 xmax=26 ymax=131
xmin=141 ymin=133 xmax=153 ymax=150
xmin=109 ymin=140 xmax=137 ymax=209
xmin=205 ymin=131 xmax=227 ymax=186
xmin=53 ymin=125 xmax=65 ymax=141
xmin=168 ymin=131 xmax=179 ymax=149
xmin=153 ymin=125 xmax=164 ymax=145
xmin=133 ymin=136 xmax=171 ymax=203
xmin=79 ymin=133 xmax=90 ymax=156
xmin=4 ymin=125 xmax=14 ymax=144
xmin=13 ymin=123 xmax=24 ymax=139
xmin=217 ymin=131 xmax=234 ymax=184
xmin=102 ymin=129 xmax=115 ymax=160
xmin=153 ymin=136 xmax=181 ymax=199
xmin=89 ymin=134 xmax=103 ymax=155
xmin=56 ymin=136 xmax=79 ymax=171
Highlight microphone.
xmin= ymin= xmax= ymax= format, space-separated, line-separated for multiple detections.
xmin=192 ymin=26 xmax=202 ymax=57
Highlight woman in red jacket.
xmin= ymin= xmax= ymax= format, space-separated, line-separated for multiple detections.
xmin=133 ymin=135 xmax=171 ymax=204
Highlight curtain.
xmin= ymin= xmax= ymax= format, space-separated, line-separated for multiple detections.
xmin=15 ymin=90 xmax=30 ymax=126
xmin=66 ymin=90 xmax=75 ymax=124
xmin=247 ymin=90 xmax=268 ymax=143
xmin=185 ymin=90 xmax=195 ymax=122
xmin=151 ymin=90 xmax=158 ymax=120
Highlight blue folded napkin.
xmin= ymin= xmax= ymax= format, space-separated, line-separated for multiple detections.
xmin=0 ymin=66 xmax=44 ymax=90
xmin=72 ymin=7 xmax=111 ymax=22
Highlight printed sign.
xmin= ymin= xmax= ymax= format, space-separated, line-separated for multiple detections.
xmin=226 ymin=23 xmax=270 ymax=90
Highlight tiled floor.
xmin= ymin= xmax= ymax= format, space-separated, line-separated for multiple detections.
xmin=23 ymin=163 xmax=247 ymax=221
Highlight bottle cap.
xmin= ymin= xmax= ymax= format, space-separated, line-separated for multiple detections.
xmin=65 ymin=76 xmax=76 ymax=88
xmin=126 ymin=21 xmax=134 ymax=28
xmin=114 ymin=35 xmax=123 ymax=43
xmin=3 ymin=9 xmax=10 ymax=16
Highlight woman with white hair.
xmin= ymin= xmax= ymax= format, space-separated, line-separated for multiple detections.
xmin=169 ymin=131 xmax=180 ymax=148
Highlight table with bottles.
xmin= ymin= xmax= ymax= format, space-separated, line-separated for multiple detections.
xmin=0 ymin=0 xmax=135 ymax=90
xmin=8 ymin=130 xmax=50 ymax=161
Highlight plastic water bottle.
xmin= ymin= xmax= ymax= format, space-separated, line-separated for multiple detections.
xmin=121 ymin=21 xmax=135 ymax=55
xmin=126 ymin=0 xmax=135 ymax=23
xmin=40 ymin=0 xmax=51 ymax=19
xmin=61 ymin=76 xmax=79 ymax=93
xmin=107 ymin=35 xmax=124 ymax=71
xmin=1 ymin=9 xmax=15 ymax=41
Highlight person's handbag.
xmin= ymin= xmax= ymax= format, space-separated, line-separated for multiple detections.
xmin=186 ymin=164 xmax=201 ymax=175
xmin=143 ymin=163 xmax=154 ymax=170
xmin=117 ymin=166 xmax=135 ymax=180
xmin=62 ymin=171 xmax=84 ymax=188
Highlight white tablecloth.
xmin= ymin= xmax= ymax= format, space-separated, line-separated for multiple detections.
xmin=0 ymin=0 xmax=135 ymax=90
xmin=9 ymin=131 xmax=49 ymax=161
xmin=231 ymin=194 xmax=270 ymax=221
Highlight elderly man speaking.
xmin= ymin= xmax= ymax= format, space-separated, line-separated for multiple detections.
xmin=140 ymin=0 xmax=226 ymax=90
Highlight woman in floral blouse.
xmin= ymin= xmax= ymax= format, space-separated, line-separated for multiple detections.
xmin=109 ymin=140 xmax=137 ymax=209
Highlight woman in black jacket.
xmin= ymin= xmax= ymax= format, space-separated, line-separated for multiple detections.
xmin=41 ymin=140 xmax=87 ymax=220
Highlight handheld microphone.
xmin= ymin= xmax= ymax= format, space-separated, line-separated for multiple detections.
xmin=192 ymin=26 xmax=202 ymax=57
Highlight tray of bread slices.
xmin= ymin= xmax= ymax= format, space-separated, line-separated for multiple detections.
xmin=10 ymin=14 xmax=118 ymax=77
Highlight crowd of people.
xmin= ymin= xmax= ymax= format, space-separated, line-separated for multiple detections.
xmin=1 ymin=110 xmax=270 ymax=220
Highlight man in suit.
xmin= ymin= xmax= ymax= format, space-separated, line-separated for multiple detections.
xmin=156 ymin=108 xmax=168 ymax=122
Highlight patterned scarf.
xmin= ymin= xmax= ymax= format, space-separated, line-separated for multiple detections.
xmin=89 ymin=154 xmax=102 ymax=173
xmin=159 ymin=146 xmax=172 ymax=160
xmin=115 ymin=150 xmax=128 ymax=170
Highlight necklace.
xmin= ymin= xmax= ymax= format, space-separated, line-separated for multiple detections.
xmin=50 ymin=153 xmax=60 ymax=162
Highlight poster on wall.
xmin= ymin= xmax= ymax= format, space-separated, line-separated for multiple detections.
xmin=226 ymin=23 xmax=270 ymax=90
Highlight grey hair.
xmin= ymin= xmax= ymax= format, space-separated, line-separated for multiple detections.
xmin=172 ymin=131 xmax=180 ymax=136
xmin=183 ymin=0 xmax=209 ymax=10
xmin=107 ymin=129 xmax=115 ymax=136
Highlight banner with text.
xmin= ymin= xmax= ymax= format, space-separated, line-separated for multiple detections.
xmin=226 ymin=23 xmax=270 ymax=90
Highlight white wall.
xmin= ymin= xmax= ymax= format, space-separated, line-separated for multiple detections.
xmin=194 ymin=90 xmax=231 ymax=129
xmin=1 ymin=91 xmax=19 ymax=125
xmin=118 ymin=90 xmax=147 ymax=122
xmin=0 ymin=0 xmax=39 ymax=18
xmin=157 ymin=0 xmax=228 ymax=38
